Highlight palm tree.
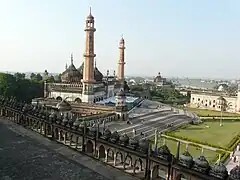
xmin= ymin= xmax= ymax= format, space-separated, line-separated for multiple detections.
xmin=217 ymin=96 xmax=232 ymax=126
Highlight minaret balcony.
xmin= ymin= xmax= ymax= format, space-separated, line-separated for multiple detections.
xmin=84 ymin=53 xmax=96 ymax=57
xmin=84 ymin=27 xmax=96 ymax=32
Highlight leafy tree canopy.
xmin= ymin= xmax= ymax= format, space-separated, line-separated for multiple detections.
xmin=0 ymin=72 xmax=43 ymax=102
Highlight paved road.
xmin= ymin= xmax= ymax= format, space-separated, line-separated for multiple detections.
xmin=226 ymin=147 xmax=240 ymax=173
xmin=0 ymin=119 xmax=138 ymax=180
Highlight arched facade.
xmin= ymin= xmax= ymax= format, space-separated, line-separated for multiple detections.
xmin=0 ymin=97 xmax=237 ymax=180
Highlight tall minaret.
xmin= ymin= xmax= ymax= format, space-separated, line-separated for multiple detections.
xmin=117 ymin=36 xmax=126 ymax=82
xmin=82 ymin=8 xmax=96 ymax=103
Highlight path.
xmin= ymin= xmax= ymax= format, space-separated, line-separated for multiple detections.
xmin=226 ymin=146 xmax=240 ymax=173
xmin=162 ymin=134 xmax=231 ymax=153
xmin=0 ymin=119 xmax=138 ymax=180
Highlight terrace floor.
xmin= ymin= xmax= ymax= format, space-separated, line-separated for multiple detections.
xmin=0 ymin=119 xmax=137 ymax=180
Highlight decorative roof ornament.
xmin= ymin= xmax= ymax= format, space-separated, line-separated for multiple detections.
xmin=71 ymin=53 xmax=73 ymax=65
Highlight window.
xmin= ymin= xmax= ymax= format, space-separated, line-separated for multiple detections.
xmin=213 ymin=105 xmax=215 ymax=108
xmin=198 ymin=98 xmax=200 ymax=101
xmin=213 ymin=100 xmax=215 ymax=103
xmin=192 ymin=98 xmax=195 ymax=101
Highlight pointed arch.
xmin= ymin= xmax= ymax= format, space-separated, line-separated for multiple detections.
xmin=124 ymin=155 xmax=132 ymax=167
xmin=74 ymin=98 xmax=82 ymax=103
xmin=107 ymin=148 xmax=114 ymax=160
xmin=86 ymin=140 xmax=94 ymax=154
xmin=99 ymin=145 xmax=106 ymax=159
xmin=116 ymin=152 xmax=123 ymax=164
xmin=54 ymin=128 xmax=59 ymax=139
xmin=56 ymin=96 xmax=62 ymax=101
xmin=134 ymin=158 xmax=143 ymax=171
xmin=176 ymin=174 xmax=187 ymax=180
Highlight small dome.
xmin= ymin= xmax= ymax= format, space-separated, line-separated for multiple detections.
xmin=129 ymin=137 xmax=139 ymax=147
xmin=179 ymin=151 xmax=194 ymax=168
xmin=210 ymin=161 xmax=228 ymax=179
xmin=73 ymin=118 xmax=81 ymax=127
xmin=111 ymin=131 xmax=119 ymax=139
xmin=62 ymin=115 xmax=69 ymax=124
xmin=158 ymin=145 xmax=171 ymax=156
xmin=154 ymin=72 xmax=163 ymax=83
xmin=61 ymin=61 xmax=81 ymax=83
xmin=103 ymin=129 xmax=111 ymax=137
xmin=139 ymin=139 xmax=149 ymax=152
xmin=117 ymin=89 xmax=125 ymax=97
xmin=78 ymin=63 xmax=103 ymax=82
xmin=56 ymin=100 xmax=72 ymax=112
xmin=87 ymin=12 xmax=94 ymax=20
xmin=89 ymin=126 xmax=97 ymax=136
xmin=229 ymin=165 xmax=240 ymax=180
xmin=119 ymin=134 xmax=129 ymax=144
xmin=49 ymin=111 xmax=57 ymax=119
xmin=194 ymin=155 xmax=210 ymax=169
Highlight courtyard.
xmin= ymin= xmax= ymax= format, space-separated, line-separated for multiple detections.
xmin=170 ymin=120 xmax=240 ymax=148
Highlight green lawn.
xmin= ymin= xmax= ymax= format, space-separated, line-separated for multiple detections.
xmin=171 ymin=120 xmax=240 ymax=148
xmin=156 ymin=138 xmax=218 ymax=164
xmin=185 ymin=107 xmax=239 ymax=117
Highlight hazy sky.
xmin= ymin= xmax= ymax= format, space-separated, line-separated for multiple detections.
xmin=0 ymin=0 xmax=240 ymax=78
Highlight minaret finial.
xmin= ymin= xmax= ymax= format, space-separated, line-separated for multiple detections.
xmin=89 ymin=7 xmax=92 ymax=15
xmin=95 ymin=58 xmax=96 ymax=67
xmin=71 ymin=53 xmax=73 ymax=64
xmin=65 ymin=63 xmax=68 ymax=70
xmin=121 ymin=34 xmax=123 ymax=39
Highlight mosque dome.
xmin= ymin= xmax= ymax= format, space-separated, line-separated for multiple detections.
xmin=61 ymin=55 xmax=82 ymax=83
xmin=153 ymin=72 xmax=163 ymax=83
xmin=78 ymin=62 xmax=103 ymax=82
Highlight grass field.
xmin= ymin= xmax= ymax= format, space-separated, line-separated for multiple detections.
xmin=171 ymin=120 xmax=240 ymax=148
xmin=184 ymin=107 xmax=240 ymax=117
xmin=156 ymin=138 xmax=218 ymax=164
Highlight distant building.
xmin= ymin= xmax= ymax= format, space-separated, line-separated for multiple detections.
xmin=190 ymin=85 xmax=240 ymax=113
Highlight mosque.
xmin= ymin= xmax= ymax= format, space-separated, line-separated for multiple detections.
xmin=43 ymin=8 xmax=131 ymax=104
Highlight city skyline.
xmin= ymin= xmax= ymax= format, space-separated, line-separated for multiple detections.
xmin=0 ymin=0 xmax=240 ymax=78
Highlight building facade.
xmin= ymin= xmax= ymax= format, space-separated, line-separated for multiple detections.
xmin=190 ymin=87 xmax=240 ymax=113
xmin=1 ymin=97 xmax=239 ymax=180
xmin=44 ymin=9 xmax=128 ymax=103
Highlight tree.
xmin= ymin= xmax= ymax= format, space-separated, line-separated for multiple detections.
xmin=0 ymin=72 xmax=44 ymax=103
xmin=30 ymin=73 xmax=43 ymax=82
xmin=14 ymin=72 xmax=25 ymax=80
xmin=45 ymin=75 xmax=55 ymax=83
xmin=0 ymin=73 xmax=18 ymax=97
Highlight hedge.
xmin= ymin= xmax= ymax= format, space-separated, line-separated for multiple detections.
xmin=164 ymin=132 xmax=229 ymax=151
xmin=164 ymin=132 xmax=240 ymax=163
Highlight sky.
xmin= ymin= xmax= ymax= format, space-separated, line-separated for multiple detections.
xmin=0 ymin=0 xmax=240 ymax=79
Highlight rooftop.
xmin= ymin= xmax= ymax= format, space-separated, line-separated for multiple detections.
xmin=0 ymin=119 xmax=137 ymax=180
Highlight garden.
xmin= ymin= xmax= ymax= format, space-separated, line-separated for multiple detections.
xmin=152 ymin=119 xmax=240 ymax=164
